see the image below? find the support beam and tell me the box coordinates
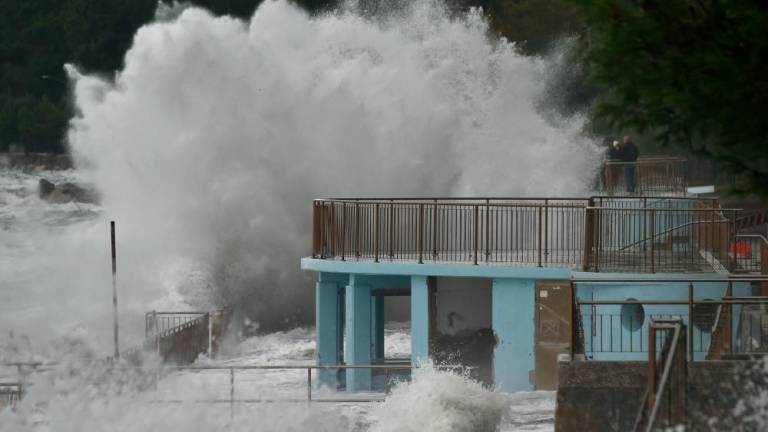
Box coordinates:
[315,273,346,387]
[411,275,430,365]
[372,294,385,362]
[345,276,372,391]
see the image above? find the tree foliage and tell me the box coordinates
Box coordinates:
[0,0,337,153]
[570,0,768,195]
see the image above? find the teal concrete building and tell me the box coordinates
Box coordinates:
[302,190,764,392]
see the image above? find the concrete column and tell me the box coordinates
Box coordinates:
[411,275,430,365]
[492,278,535,391]
[316,273,346,387]
[345,275,372,391]
[371,294,385,362]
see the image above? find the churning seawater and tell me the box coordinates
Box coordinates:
[0,0,600,429]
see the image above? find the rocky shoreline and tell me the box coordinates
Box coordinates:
[0,152,73,171]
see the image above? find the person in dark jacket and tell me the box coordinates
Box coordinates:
[619,135,639,192]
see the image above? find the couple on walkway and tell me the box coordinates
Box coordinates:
[609,135,639,193]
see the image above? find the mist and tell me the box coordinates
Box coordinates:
[63,0,599,335]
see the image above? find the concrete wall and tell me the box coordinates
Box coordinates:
[434,277,491,335]
[556,358,768,432]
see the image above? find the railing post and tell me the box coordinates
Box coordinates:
[688,283,694,362]
[341,202,346,261]
[582,206,594,271]
[650,209,656,273]
[374,203,380,263]
[648,324,657,418]
[307,367,312,401]
[418,204,424,264]
[731,210,739,273]
[355,203,360,259]
[432,201,438,258]
[230,367,235,420]
[389,200,395,259]
[537,206,543,267]
[544,199,549,264]
[473,205,479,265]
[207,312,213,358]
[485,200,490,262]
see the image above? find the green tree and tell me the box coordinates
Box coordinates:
[569,1,768,195]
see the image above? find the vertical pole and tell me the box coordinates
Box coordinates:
[485,200,490,262]
[688,283,694,362]
[648,324,656,417]
[355,203,360,259]
[230,367,235,420]
[207,312,213,358]
[650,210,656,273]
[418,204,424,264]
[537,206,543,267]
[307,368,312,401]
[341,202,346,261]
[374,203,380,263]
[473,205,479,265]
[110,221,119,362]
[432,201,438,258]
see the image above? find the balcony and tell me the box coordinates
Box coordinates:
[602,157,687,196]
[311,197,760,274]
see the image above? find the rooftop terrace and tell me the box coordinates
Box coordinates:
[310,158,767,274]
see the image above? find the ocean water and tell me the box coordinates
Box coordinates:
[0,0,601,429]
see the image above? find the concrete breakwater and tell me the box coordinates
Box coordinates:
[0,152,73,171]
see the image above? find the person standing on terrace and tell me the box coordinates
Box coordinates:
[620,135,639,192]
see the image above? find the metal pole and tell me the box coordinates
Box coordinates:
[207,312,213,358]
[110,221,119,362]
[688,283,694,362]
[230,367,235,420]
[307,368,312,401]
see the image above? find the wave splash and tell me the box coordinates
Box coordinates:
[67,0,600,331]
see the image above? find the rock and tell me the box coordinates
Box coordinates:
[38,179,99,204]
[38,179,56,199]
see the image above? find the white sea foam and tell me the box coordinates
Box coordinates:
[64,0,600,335]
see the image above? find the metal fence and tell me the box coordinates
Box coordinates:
[313,198,589,268]
[603,157,687,196]
[583,207,739,273]
[140,310,228,364]
[632,319,688,432]
[733,234,768,275]
[0,382,22,409]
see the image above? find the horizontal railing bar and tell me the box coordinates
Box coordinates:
[149,398,386,404]
[572,277,768,283]
[579,300,768,305]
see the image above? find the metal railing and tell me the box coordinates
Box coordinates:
[633,319,688,432]
[313,198,589,268]
[136,310,228,364]
[572,277,768,361]
[603,157,687,196]
[313,198,743,273]
[733,234,768,275]
[0,382,22,409]
[0,362,464,418]
[583,207,739,273]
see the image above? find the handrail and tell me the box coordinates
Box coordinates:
[638,319,687,432]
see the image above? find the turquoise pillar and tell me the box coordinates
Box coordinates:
[345,275,372,391]
[492,278,535,391]
[411,275,430,365]
[316,273,346,387]
[371,294,385,362]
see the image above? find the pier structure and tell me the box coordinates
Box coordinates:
[302,157,768,393]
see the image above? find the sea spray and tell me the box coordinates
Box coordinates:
[65,0,600,336]
[371,365,509,432]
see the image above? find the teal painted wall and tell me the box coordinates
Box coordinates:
[492,278,535,391]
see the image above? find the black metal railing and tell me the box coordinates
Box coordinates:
[0,382,22,409]
[733,234,768,275]
[633,318,688,432]
[139,310,228,364]
[603,157,687,196]
[313,198,742,273]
